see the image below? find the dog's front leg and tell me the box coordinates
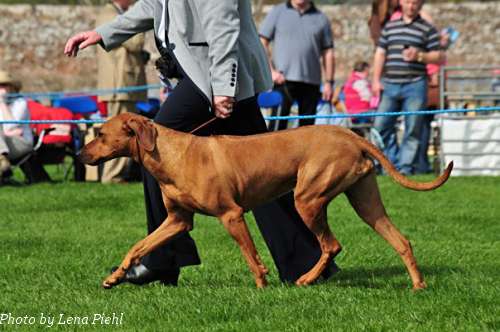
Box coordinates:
[220,210,269,288]
[103,210,193,289]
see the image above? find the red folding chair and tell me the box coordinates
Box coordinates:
[26,100,76,180]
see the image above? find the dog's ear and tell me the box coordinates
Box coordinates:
[125,117,157,152]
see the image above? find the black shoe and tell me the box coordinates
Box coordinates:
[110,264,180,286]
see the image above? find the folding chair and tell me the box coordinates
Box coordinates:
[52,96,100,181]
[136,98,161,119]
[258,90,283,131]
[52,96,99,117]
[24,101,75,179]
[7,126,52,184]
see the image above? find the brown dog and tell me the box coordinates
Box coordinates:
[79,113,452,290]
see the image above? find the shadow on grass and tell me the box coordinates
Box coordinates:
[323,264,465,289]
[174,264,466,290]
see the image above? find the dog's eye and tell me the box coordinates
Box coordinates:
[97,132,104,138]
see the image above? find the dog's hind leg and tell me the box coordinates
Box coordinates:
[219,209,269,288]
[292,162,354,286]
[345,171,426,291]
[102,209,194,289]
[293,200,342,286]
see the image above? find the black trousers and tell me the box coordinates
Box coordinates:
[141,77,326,282]
[268,81,321,131]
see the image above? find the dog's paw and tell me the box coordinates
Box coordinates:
[295,274,316,286]
[255,277,268,289]
[102,274,122,289]
[412,281,427,291]
[102,280,114,289]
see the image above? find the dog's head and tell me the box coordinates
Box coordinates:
[78,113,157,165]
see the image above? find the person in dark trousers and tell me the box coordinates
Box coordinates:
[64,0,338,286]
[259,0,335,131]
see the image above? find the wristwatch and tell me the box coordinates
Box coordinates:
[417,52,424,63]
[326,79,335,87]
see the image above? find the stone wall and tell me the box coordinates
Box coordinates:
[0,2,499,93]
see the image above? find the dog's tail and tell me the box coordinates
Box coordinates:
[353,133,453,191]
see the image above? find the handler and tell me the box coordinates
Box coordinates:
[64,0,338,286]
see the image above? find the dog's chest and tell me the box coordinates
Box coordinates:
[161,184,207,213]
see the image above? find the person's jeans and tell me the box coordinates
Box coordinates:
[374,79,427,174]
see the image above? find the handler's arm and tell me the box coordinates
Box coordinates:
[192,0,240,98]
[95,0,154,51]
[65,0,154,56]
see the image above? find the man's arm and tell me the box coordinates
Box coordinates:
[402,47,443,64]
[319,15,335,101]
[403,24,443,65]
[372,47,386,97]
[419,50,443,64]
[260,37,285,85]
[321,47,335,101]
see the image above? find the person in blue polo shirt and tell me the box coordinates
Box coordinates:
[259,0,335,131]
[372,0,443,175]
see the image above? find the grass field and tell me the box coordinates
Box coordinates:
[1,169,499,331]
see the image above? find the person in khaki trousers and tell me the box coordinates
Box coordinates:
[95,0,147,183]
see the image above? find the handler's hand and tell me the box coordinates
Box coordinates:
[402,46,419,62]
[214,96,235,119]
[64,31,102,57]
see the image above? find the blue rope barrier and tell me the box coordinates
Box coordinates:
[5,84,162,99]
[0,119,106,124]
[264,106,500,121]
[0,106,499,125]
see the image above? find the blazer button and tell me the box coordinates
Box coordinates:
[230,83,235,87]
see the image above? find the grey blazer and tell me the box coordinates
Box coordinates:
[95,0,272,104]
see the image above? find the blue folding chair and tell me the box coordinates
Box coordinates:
[52,96,98,116]
[136,98,161,119]
[258,91,284,131]
[257,91,283,108]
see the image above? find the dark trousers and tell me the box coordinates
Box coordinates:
[141,77,327,282]
[416,114,434,174]
[268,81,320,131]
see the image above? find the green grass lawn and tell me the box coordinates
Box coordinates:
[0,170,499,331]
